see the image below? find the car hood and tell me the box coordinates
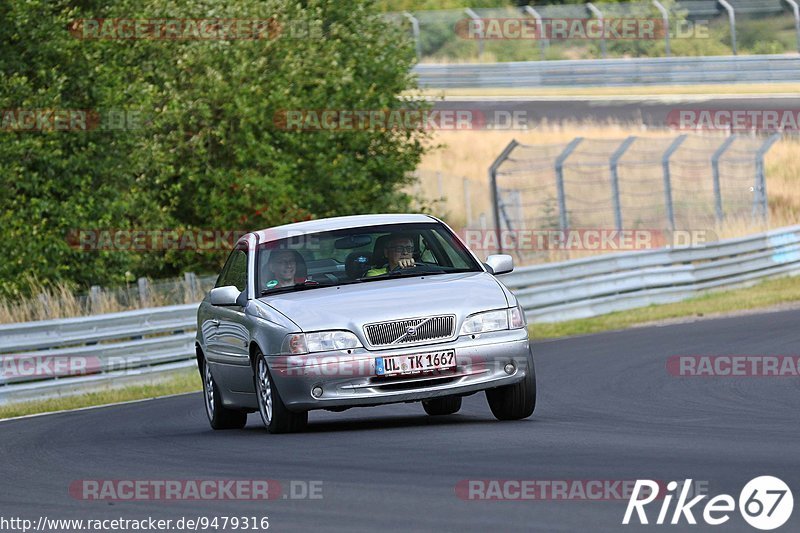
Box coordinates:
[259,272,509,336]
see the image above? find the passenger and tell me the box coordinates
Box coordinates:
[365,235,416,277]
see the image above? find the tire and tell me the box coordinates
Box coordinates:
[202,359,247,430]
[254,350,308,434]
[485,364,536,421]
[422,395,462,416]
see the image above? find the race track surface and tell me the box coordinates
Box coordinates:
[434,96,800,129]
[2,308,799,532]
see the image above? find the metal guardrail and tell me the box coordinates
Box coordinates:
[413,54,800,87]
[2,224,799,404]
[0,304,199,405]
[499,224,800,323]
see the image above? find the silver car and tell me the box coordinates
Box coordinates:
[196,214,535,433]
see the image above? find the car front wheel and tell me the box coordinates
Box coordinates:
[203,359,247,430]
[485,365,536,421]
[254,350,308,434]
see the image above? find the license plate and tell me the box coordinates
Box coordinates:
[375,350,456,377]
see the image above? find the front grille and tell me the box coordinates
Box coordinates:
[364,315,455,347]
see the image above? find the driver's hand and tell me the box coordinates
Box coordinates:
[397,258,416,269]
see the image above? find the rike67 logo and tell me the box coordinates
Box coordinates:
[623,476,793,530]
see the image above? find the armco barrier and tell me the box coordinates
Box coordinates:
[1,225,799,404]
[413,54,800,87]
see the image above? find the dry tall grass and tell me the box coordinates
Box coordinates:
[0,275,206,324]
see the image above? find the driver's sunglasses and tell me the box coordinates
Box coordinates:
[388,245,415,254]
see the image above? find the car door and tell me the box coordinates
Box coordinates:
[205,240,253,392]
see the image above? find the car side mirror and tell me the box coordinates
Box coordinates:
[485,254,513,275]
[209,286,241,306]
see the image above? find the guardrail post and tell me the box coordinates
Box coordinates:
[464,8,484,58]
[718,0,737,54]
[403,12,423,60]
[711,134,737,222]
[555,137,584,231]
[652,0,671,56]
[785,0,800,53]
[609,136,637,230]
[754,133,781,222]
[662,135,687,231]
[586,3,607,58]
[137,277,150,307]
[523,5,547,60]
[489,140,520,253]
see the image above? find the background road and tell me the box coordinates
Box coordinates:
[434,96,800,128]
[2,308,799,532]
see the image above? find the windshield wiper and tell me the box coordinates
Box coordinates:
[260,280,327,296]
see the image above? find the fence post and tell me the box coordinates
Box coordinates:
[661,135,687,231]
[754,133,781,222]
[711,134,737,222]
[184,272,198,302]
[489,140,520,253]
[463,178,473,227]
[555,137,584,232]
[89,285,102,313]
[403,12,422,59]
[609,136,637,231]
[652,0,671,56]
[718,0,737,54]
[785,0,800,53]
[137,277,150,307]
[522,5,547,60]
[464,8,484,58]
[586,3,607,58]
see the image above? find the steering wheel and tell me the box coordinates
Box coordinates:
[389,262,436,274]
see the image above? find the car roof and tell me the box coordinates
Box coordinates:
[252,214,438,243]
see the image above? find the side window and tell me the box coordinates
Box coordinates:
[216,247,248,291]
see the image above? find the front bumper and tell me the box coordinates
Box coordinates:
[268,328,533,411]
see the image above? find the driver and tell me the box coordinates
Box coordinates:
[365,235,416,277]
[263,249,305,289]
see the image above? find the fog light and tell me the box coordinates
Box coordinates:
[504,363,516,375]
[311,386,323,398]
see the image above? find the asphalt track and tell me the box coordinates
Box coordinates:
[2,308,800,532]
[433,96,800,128]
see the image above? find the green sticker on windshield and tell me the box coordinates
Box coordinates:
[266,279,278,289]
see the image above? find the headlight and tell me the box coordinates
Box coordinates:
[459,309,508,335]
[281,331,362,354]
[459,305,526,335]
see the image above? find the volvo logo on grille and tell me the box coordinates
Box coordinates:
[406,326,418,337]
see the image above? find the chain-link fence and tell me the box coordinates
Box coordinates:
[488,133,781,259]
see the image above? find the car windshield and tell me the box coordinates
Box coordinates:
[257,222,481,295]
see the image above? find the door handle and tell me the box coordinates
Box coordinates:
[209,319,220,327]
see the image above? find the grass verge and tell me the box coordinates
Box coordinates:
[0,369,201,420]
[530,274,800,340]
